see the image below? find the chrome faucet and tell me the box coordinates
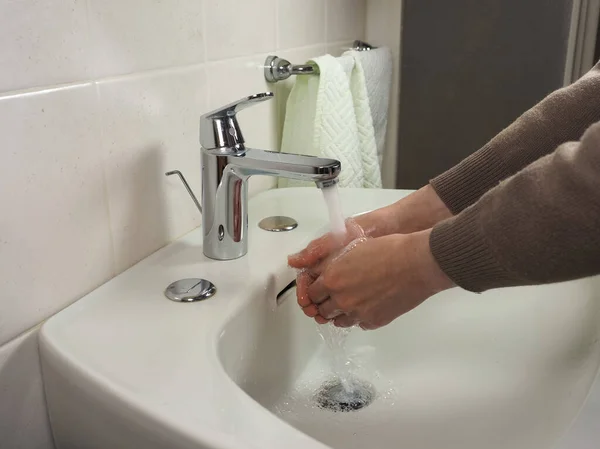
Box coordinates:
[167,92,341,260]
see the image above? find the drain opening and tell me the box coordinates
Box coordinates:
[315,378,375,412]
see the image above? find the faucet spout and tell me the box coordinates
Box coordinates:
[231,148,341,187]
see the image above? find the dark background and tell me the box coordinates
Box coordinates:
[396,0,574,188]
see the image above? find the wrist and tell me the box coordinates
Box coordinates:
[410,229,455,294]
[389,185,452,234]
[352,206,396,238]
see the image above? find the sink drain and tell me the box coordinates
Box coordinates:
[315,378,375,412]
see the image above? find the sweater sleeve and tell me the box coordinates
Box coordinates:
[430,61,600,214]
[430,122,600,292]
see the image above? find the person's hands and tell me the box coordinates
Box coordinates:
[292,230,454,330]
[288,185,452,328]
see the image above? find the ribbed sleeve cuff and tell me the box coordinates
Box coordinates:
[429,207,521,293]
[430,85,600,215]
[430,145,509,215]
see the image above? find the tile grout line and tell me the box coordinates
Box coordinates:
[93,79,119,277]
[86,0,117,278]
[0,62,203,99]
[0,80,95,100]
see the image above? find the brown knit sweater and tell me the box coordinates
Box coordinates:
[429,61,600,292]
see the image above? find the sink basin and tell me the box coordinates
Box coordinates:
[39,188,600,449]
[221,279,600,449]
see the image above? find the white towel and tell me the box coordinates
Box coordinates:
[344,48,393,165]
[278,53,382,189]
[344,51,382,188]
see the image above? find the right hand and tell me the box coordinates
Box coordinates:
[301,230,454,329]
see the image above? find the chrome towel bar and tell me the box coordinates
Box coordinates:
[264,40,375,83]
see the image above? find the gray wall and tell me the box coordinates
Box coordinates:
[396,0,574,188]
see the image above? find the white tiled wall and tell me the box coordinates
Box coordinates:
[0,1,366,448]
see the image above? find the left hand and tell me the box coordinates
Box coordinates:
[292,230,454,330]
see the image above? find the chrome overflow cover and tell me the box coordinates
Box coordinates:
[164,278,216,303]
[258,216,298,232]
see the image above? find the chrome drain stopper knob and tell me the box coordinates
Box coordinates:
[258,216,298,232]
[164,278,216,303]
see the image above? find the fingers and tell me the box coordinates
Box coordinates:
[307,276,330,305]
[314,315,329,325]
[306,257,329,278]
[303,303,319,317]
[290,230,360,326]
[295,270,314,308]
[333,314,357,328]
[318,296,343,320]
[359,321,378,331]
[288,234,335,269]
[296,271,321,318]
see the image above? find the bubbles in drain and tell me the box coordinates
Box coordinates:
[315,377,375,412]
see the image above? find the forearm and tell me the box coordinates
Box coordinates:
[364,185,452,238]
[430,122,600,292]
[431,62,600,214]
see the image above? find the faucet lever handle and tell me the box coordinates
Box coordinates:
[203,92,274,119]
[200,92,274,153]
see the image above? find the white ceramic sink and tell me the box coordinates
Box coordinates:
[39,188,600,449]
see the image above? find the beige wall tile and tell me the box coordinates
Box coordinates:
[327,0,367,42]
[278,0,326,49]
[88,0,205,78]
[0,84,113,345]
[97,67,208,272]
[0,0,92,93]
[204,0,278,61]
